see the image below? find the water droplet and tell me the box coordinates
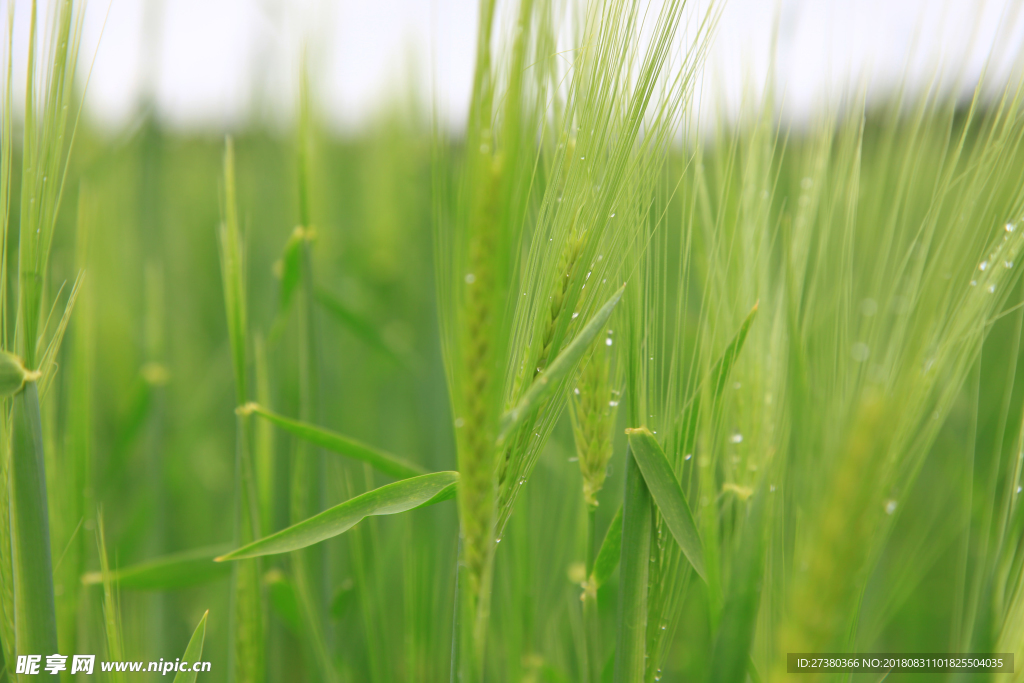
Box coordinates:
[597,254,604,261]
[980,261,989,271]
[605,338,613,346]
[989,284,996,293]
[580,156,585,160]
[574,387,580,395]
[455,417,465,428]
[730,433,743,444]
[885,500,898,515]
[1006,261,1014,268]
[685,454,692,460]
[851,342,870,362]
[586,271,592,280]
[609,400,619,407]
[770,484,776,492]
[495,538,502,544]
[1017,486,1022,494]
[465,273,476,284]
[1007,222,1016,233]
[970,280,977,286]
[609,213,616,218]
[572,312,579,319]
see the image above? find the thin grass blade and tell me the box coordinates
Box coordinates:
[315,287,408,367]
[676,302,758,449]
[588,504,622,592]
[172,610,209,683]
[81,546,231,591]
[627,427,706,581]
[217,471,458,561]
[706,490,767,683]
[239,403,426,480]
[38,271,84,396]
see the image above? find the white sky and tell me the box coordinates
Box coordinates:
[2,0,1022,133]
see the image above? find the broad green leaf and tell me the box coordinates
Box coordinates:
[239,403,426,480]
[172,610,209,683]
[499,284,625,443]
[627,428,706,581]
[316,287,407,367]
[217,472,458,561]
[81,546,231,591]
[707,490,767,683]
[588,504,622,591]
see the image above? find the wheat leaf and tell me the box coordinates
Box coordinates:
[627,427,706,582]
[81,545,231,591]
[239,403,426,480]
[172,610,209,683]
[499,283,625,443]
[217,472,458,561]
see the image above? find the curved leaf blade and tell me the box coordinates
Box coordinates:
[240,403,426,480]
[172,610,209,683]
[315,287,408,368]
[500,284,625,442]
[81,545,231,591]
[588,504,622,591]
[217,472,458,561]
[626,427,706,581]
[677,301,758,452]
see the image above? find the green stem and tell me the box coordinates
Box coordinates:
[586,504,598,576]
[613,444,652,683]
[10,380,58,658]
[292,237,336,682]
[583,503,598,683]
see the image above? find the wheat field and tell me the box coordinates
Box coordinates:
[1,0,1023,681]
